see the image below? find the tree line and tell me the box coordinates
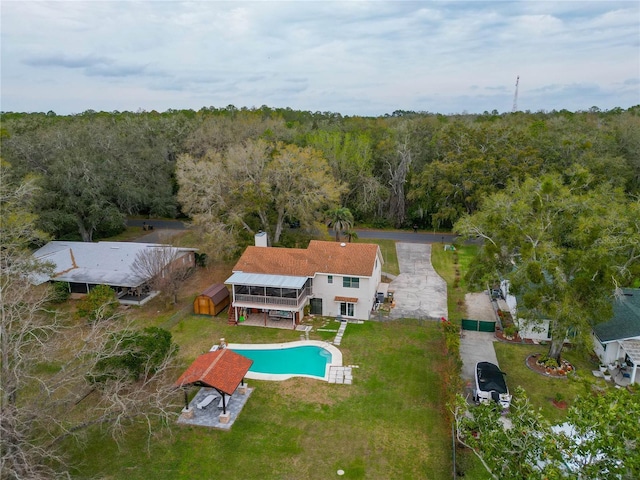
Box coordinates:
[1,105,639,252]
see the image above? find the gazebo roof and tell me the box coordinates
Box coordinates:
[174,349,253,396]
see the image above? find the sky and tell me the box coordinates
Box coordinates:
[1,1,639,116]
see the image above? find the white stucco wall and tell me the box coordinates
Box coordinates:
[309,248,382,321]
[311,273,375,320]
[515,317,551,341]
[592,335,636,367]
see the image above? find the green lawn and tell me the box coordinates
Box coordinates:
[494,342,602,423]
[64,319,453,479]
[431,243,479,322]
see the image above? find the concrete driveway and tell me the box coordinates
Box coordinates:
[387,243,448,320]
[459,292,501,399]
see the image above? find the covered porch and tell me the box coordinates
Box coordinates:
[230,307,305,330]
[226,272,311,330]
[611,339,640,385]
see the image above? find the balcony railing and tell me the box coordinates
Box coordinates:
[234,287,311,308]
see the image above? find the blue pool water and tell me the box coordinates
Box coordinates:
[230,345,332,378]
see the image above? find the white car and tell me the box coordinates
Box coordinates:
[473,361,512,409]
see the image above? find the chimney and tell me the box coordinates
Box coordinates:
[255,231,268,247]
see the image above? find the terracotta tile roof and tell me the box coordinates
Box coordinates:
[335,296,359,303]
[174,349,253,395]
[232,240,381,278]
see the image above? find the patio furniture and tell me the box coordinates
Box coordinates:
[197,394,217,409]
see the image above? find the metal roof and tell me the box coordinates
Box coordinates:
[32,241,196,287]
[225,272,307,289]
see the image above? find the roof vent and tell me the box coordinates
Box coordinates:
[340,242,346,247]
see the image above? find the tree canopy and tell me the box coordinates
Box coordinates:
[1,106,639,245]
[455,172,640,362]
[176,139,344,248]
[455,387,640,479]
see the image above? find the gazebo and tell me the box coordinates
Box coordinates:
[174,348,253,416]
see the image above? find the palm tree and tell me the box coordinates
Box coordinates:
[326,207,354,242]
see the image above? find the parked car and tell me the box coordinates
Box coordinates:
[473,361,512,409]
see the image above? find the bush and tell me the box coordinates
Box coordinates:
[537,355,558,369]
[49,281,71,303]
[76,285,118,322]
[194,252,208,267]
[503,325,518,338]
[89,327,177,382]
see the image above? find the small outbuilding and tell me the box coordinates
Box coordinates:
[194,284,230,316]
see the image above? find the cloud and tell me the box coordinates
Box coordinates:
[23,53,112,69]
[2,1,638,115]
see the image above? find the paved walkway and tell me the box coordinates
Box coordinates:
[388,243,448,320]
[327,319,363,384]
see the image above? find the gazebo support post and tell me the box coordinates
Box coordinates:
[183,389,189,410]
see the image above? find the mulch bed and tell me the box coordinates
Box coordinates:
[525,353,575,379]
[494,329,535,344]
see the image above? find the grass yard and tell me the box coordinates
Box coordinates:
[430,243,479,322]
[494,342,601,423]
[64,319,453,479]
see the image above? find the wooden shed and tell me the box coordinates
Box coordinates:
[194,284,230,316]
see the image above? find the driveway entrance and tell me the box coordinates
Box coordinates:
[387,243,448,320]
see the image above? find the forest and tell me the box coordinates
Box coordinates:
[2,105,639,258]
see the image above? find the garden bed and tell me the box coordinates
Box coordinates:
[526,353,575,378]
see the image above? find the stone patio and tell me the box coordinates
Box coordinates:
[177,385,254,430]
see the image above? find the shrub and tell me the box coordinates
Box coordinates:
[49,281,71,303]
[537,355,558,369]
[76,284,118,322]
[89,327,177,382]
[503,325,518,338]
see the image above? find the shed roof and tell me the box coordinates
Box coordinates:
[174,349,253,396]
[32,241,196,288]
[231,240,381,278]
[200,284,230,303]
[593,289,640,343]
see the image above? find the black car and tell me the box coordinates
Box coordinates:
[473,361,511,409]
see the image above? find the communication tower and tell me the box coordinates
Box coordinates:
[512,75,520,112]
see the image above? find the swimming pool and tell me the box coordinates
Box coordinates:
[226,340,342,381]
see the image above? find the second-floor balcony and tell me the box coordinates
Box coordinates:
[234,286,312,307]
[226,272,313,309]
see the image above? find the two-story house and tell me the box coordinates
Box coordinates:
[225,233,384,328]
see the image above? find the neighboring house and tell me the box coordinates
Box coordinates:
[592,288,640,385]
[32,241,196,305]
[499,280,551,342]
[225,233,384,327]
[501,280,640,385]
